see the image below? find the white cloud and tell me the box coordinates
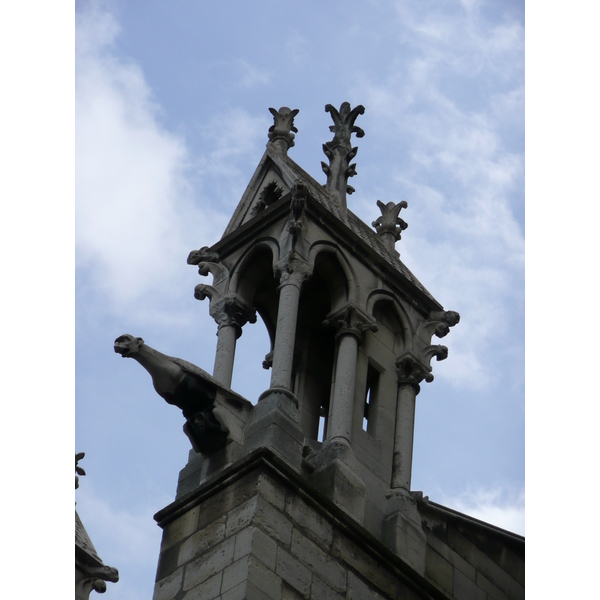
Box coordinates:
[352,1,523,391]
[437,484,525,536]
[76,6,205,313]
[76,483,168,600]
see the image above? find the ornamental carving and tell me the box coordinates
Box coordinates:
[321,102,365,208]
[274,253,313,289]
[395,351,433,387]
[268,106,300,152]
[323,302,378,341]
[372,200,408,252]
[420,310,461,339]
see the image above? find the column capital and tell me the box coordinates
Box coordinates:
[274,253,313,289]
[204,292,257,338]
[395,351,432,390]
[323,302,378,342]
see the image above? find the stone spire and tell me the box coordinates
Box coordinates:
[267,106,300,154]
[321,101,365,209]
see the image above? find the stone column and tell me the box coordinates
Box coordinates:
[392,352,432,490]
[269,254,312,391]
[207,293,257,388]
[324,303,377,444]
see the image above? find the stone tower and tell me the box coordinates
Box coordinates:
[116,104,524,600]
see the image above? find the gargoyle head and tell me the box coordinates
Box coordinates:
[114,334,144,358]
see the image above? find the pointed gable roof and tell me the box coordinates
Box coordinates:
[220,142,442,310]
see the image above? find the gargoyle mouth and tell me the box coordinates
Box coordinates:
[114,344,130,357]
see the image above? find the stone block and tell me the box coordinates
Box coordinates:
[258,472,287,511]
[289,529,346,593]
[243,421,303,472]
[311,575,345,600]
[424,548,453,595]
[178,518,226,566]
[475,571,510,600]
[161,505,200,552]
[233,526,255,561]
[249,527,278,570]
[182,572,222,600]
[447,527,524,599]
[426,530,477,582]
[281,582,305,600]
[248,554,283,600]
[184,537,236,591]
[346,572,387,600]
[198,441,242,482]
[311,458,366,524]
[382,508,427,575]
[153,567,183,600]
[332,532,397,598]
[221,580,247,600]
[275,548,312,599]
[254,496,293,547]
[226,496,259,537]
[222,556,250,593]
[197,473,259,530]
[284,495,333,550]
[453,569,486,600]
[156,544,180,581]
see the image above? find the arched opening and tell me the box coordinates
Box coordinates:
[230,245,279,402]
[294,252,349,441]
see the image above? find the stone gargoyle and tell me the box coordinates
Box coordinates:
[114,334,252,456]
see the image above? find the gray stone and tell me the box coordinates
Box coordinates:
[179,518,226,566]
[222,557,250,593]
[184,537,236,591]
[248,555,283,600]
[182,572,222,600]
[454,569,486,600]
[275,548,312,599]
[153,568,183,600]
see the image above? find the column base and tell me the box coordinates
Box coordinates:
[382,488,427,575]
[306,438,366,525]
[242,388,304,471]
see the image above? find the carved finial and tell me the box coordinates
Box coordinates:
[268,107,300,153]
[75,452,86,489]
[321,102,365,209]
[372,200,408,253]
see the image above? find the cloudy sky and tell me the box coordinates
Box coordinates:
[71,1,527,598]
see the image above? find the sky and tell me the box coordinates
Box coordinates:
[72,1,526,598]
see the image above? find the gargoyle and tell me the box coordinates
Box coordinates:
[114,334,230,455]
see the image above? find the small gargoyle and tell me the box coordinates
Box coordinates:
[114,334,230,455]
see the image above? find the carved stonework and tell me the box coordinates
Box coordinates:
[274,253,313,289]
[420,310,461,339]
[268,106,300,153]
[114,334,232,455]
[250,181,284,217]
[323,302,378,341]
[208,293,257,337]
[287,182,308,242]
[372,200,408,252]
[187,246,219,269]
[321,102,365,209]
[395,351,433,388]
[75,452,86,489]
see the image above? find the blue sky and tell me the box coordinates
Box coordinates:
[73,1,525,598]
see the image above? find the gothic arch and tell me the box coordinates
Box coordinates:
[366,290,414,351]
[307,242,357,308]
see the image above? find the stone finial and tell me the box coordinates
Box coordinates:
[372,200,408,253]
[321,102,365,209]
[75,452,86,489]
[268,107,300,153]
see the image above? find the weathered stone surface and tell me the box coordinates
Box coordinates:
[425,548,453,595]
[454,569,486,600]
[310,575,344,600]
[346,572,388,600]
[179,518,227,566]
[275,548,312,599]
[222,556,250,594]
[290,529,346,593]
[248,555,283,600]
[284,495,333,550]
[183,537,236,591]
[254,496,294,547]
[182,572,222,600]
[153,567,183,600]
[161,505,200,552]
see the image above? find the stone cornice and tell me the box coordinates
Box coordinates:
[153,447,448,600]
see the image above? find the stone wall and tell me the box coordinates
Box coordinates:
[153,450,447,600]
